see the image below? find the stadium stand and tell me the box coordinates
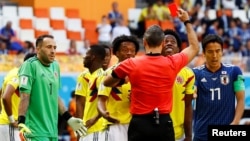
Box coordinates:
[0,0,249,74]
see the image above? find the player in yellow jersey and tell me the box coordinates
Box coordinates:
[162,29,195,141]
[75,44,108,141]
[97,35,140,141]
[102,45,112,71]
[0,53,36,141]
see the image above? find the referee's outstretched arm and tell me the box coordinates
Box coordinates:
[177,8,199,63]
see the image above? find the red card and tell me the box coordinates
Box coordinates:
[168,3,178,17]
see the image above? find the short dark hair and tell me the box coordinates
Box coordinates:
[112,35,140,54]
[164,29,182,49]
[35,34,54,47]
[24,53,37,61]
[71,90,75,98]
[202,34,223,52]
[24,40,34,49]
[103,44,111,55]
[144,25,164,48]
[89,44,106,60]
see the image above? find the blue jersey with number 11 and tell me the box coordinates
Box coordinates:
[192,63,243,140]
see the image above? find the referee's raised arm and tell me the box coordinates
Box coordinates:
[177,8,200,63]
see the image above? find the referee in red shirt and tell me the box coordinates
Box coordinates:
[103,8,199,141]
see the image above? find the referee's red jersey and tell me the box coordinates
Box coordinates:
[113,53,188,115]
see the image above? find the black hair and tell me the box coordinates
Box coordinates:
[89,44,106,60]
[112,35,140,54]
[71,90,75,98]
[24,40,34,49]
[164,29,182,49]
[202,34,223,52]
[24,53,37,61]
[103,44,111,55]
[35,34,54,47]
[143,25,164,48]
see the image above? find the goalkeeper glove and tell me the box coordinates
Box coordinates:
[18,123,31,133]
[62,111,87,137]
[68,117,87,137]
[18,115,31,141]
[18,116,31,133]
[18,123,31,141]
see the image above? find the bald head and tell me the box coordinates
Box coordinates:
[143,25,164,48]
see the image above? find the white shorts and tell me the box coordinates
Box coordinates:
[101,124,129,141]
[80,131,102,141]
[0,124,21,141]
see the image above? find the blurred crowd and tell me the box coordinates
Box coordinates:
[136,0,250,72]
[1,0,250,72]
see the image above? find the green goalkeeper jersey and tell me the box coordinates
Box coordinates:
[18,56,61,138]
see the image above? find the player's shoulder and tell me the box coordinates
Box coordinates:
[93,68,104,77]
[192,64,205,71]
[222,63,236,68]
[24,56,38,64]
[78,69,90,77]
[103,68,112,76]
[182,66,194,75]
[182,66,194,72]
[110,64,120,70]
[222,63,241,70]
[3,68,18,82]
[222,63,242,73]
[8,68,18,77]
[180,66,195,75]
[104,63,120,74]
[21,56,39,69]
[8,67,19,75]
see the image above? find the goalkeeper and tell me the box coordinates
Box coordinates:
[17,34,87,141]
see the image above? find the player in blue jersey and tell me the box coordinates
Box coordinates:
[192,34,245,141]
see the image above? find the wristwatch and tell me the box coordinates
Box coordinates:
[184,20,191,26]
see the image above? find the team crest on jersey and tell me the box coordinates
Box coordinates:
[176,76,184,84]
[220,74,229,85]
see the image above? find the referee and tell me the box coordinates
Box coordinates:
[103,8,199,141]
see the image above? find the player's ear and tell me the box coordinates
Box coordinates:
[91,54,96,61]
[143,38,147,47]
[36,46,40,53]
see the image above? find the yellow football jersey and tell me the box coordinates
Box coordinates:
[0,68,20,124]
[75,68,105,134]
[170,67,195,139]
[98,64,131,127]
[75,69,91,97]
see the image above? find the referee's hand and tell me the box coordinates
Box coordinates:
[177,8,190,23]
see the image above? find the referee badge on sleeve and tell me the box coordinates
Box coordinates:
[20,76,28,86]
[220,75,229,85]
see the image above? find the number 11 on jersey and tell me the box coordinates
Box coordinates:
[210,88,221,100]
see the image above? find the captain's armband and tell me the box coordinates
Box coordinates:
[233,75,245,92]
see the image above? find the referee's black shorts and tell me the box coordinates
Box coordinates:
[128,114,175,141]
